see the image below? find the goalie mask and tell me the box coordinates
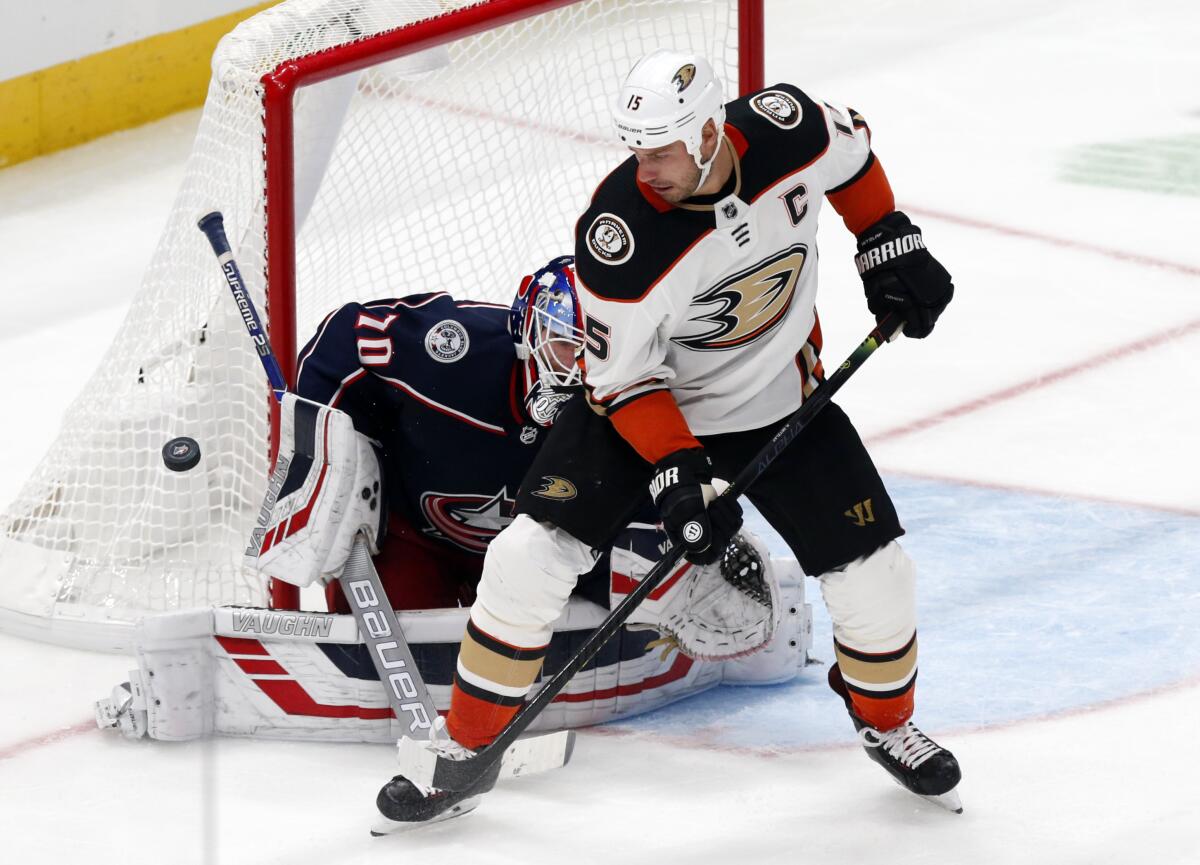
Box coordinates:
[510,256,583,427]
[611,49,727,188]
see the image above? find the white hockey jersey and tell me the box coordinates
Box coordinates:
[574,84,884,441]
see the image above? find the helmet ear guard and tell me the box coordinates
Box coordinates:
[510,256,583,426]
[611,49,726,186]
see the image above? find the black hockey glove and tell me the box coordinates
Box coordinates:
[856,211,954,339]
[648,448,743,566]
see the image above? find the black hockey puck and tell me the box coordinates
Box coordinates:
[162,436,202,472]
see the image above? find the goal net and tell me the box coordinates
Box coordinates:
[0,0,761,652]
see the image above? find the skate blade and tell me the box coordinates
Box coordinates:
[920,788,963,814]
[885,776,963,814]
[369,795,480,836]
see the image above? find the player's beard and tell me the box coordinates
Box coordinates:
[658,161,703,204]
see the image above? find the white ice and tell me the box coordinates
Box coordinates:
[2,0,1199,862]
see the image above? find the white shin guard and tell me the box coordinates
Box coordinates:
[470,514,598,649]
[818,540,917,655]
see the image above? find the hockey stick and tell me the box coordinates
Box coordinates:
[198,211,573,768]
[412,315,903,794]
[197,211,437,736]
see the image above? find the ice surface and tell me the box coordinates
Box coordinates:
[1,1,1198,862]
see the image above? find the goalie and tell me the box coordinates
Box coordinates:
[96,257,813,744]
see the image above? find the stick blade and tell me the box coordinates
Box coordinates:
[400,730,576,792]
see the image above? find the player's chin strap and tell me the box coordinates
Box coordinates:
[403,315,904,796]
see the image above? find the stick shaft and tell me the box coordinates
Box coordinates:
[340,538,439,738]
[197,211,288,401]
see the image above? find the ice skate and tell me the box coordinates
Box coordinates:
[829,664,962,812]
[372,773,490,834]
[853,717,963,813]
[371,727,500,835]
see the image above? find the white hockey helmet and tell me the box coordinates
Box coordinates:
[611,49,727,186]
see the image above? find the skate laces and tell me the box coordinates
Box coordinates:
[427,715,474,762]
[396,718,475,798]
[859,722,941,769]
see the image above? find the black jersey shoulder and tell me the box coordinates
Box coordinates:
[725,83,833,200]
[574,157,715,302]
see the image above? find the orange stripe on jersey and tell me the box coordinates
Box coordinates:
[827,156,896,236]
[608,389,702,464]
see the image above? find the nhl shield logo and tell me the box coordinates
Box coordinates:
[425,320,469,363]
[722,202,739,219]
[750,90,802,129]
[586,213,635,266]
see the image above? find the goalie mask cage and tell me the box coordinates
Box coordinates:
[0,0,763,653]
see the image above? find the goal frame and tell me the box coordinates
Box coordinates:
[259,0,764,609]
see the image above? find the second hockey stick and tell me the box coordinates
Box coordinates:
[409,315,903,794]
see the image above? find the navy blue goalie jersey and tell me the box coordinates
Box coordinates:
[295,292,545,556]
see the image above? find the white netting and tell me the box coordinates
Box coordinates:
[0,0,746,651]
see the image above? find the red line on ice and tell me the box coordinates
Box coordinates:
[903,204,1200,278]
[864,317,1200,447]
[0,718,95,761]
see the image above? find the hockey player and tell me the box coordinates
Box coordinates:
[379,50,960,826]
[282,257,583,610]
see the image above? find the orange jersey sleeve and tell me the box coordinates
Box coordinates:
[608,389,701,465]
[827,155,896,236]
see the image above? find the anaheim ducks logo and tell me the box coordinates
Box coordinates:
[531,476,578,500]
[750,90,802,129]
[671,64,696,93]
[672,244,808,352]
[586,213,634,266]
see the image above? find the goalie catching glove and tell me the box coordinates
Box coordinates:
[618,528,780,661]
[855,211,954,339]
[648,447,742,565]
[245,393,386,586]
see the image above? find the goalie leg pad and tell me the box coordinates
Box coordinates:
[247,393,385,587]
[818,540,918,730]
